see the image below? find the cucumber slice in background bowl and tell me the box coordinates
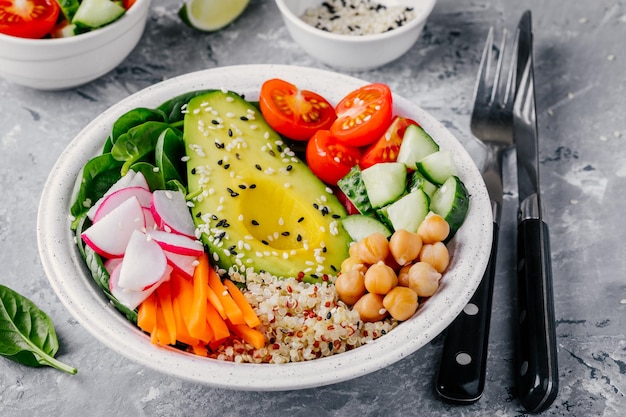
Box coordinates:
[179,0,250,32]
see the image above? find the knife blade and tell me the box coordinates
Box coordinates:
[513,10,559,413]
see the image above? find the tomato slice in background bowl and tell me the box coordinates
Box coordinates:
[330,83,393,147]
[259,78,337,141]
[0,0,60,39]
[359,116,418,169]
[306,130,361,185]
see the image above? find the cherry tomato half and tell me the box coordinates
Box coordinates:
[0,0,60,39]
[306,130,361,185]
[359,116,419,169]
[259,78,337,141]
[330,83,393,147]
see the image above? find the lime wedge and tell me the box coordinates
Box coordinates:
[179,0,250,32]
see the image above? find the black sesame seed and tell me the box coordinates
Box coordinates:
[286,165,293,171]
[321,206,329,216]
[277,144,283,152]
[216,219,227,227]
[328,342,333,351]
[251,220,259,226]
[228,245,236,252]
[296,234,302,242]
[322,247,327,253]
[191,168,197,174]
[195,212,202,218]
[215,141,224,149]
[332,214,341,219]
[326,312,332,319]
[235,153,241,159]
[261,240,269,245]
[313,203,319,209]
[240,116,249,121]
[211,119,219,125]
[255,164,262,171]
[238,184,247,189]
[217,159,223,165]
[297,217,304,223]
[330,264,337,272]
[268,150,276,157]
[228,128,233,137]
[281,231,290,236]
[223,164,230,169]
[249,184,257,189]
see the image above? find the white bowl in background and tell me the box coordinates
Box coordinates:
[275,0,436,70]
[0,0,151,90]
[37,65,491,390]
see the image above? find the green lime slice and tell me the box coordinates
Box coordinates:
[179,0,250,32]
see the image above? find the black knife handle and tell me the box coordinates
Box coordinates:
[435,223,499,403]
[516,218,558,412]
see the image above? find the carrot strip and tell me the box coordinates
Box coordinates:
[153,305,173,346]
[137,292,158,333]
[206,285,227,319]
[207,266,245,325]
[187,253,210,339]
[206,301,230,341]
[156,280,177,343]
[171,296,199,346]
[190,343,208,357]
[224,279,261,328]
[227,320,266,349]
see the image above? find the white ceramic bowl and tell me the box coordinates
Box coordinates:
[0,0,151,90]
[275,0,436,70]
[37,65,492,390]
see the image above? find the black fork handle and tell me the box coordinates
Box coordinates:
[435,223,499,403]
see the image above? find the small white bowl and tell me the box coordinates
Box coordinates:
[0,0,151,90]
[37,65,492,390]
[275,0,436,71]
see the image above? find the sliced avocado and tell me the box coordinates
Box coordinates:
[184,90,351,282]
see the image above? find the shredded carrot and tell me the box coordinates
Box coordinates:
[206,301,230,341]
[207,267,245,325]
[223,279,261,328]
[171,296,198,347]
[137,291,158,333]
[227,320,266,349]
[188,253,210,339]
[153,305,173,346]
[156,280,177,343]
[206,285,227,319]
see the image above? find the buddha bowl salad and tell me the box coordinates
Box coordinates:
[69,79,469,363]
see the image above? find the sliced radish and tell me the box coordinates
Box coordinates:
[151,189,196,237]
[93,186,153,223]
[87,171,147,220]
[143,207,158,231]
[163,249,199,279]
[104,258,123,275]
[110,261,171,310]
[146,229,204,256]
[82,197,146,258]
[118,230,168,291]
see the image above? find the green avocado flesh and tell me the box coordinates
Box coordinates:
[183,90,351,282]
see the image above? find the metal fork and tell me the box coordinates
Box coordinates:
[435,26,520,403]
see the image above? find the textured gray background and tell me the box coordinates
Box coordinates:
[1,0,624,416]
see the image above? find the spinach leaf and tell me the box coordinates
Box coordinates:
[111,107,167,144]
[157,89,216,124]
[130,162,166,191]
[69,153,124,225]
[155,127,186,185]
[111,121,172,176]
[0,284,77,374]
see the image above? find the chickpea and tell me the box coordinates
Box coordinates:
[353,293,387,322]
[419,241,450,273]
[335,269,367,305]
[397,264,412,287]
[357,232,389,265]
[417,213,450,244]
[383,286,419,321]
[348,241,361,258]
[341,256,367,274]
[408,262,442,297]
[364,261,398,295]
[389,229,422,266]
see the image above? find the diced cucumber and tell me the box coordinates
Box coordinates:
[73,0,126,29]
[430,176,469,240]
[384,189,430,233]
[57,0,81,21]
[337,165,373,215]
[407,170,438,198]
[416,150,457,185]
[396,124,440,168]
[361,162,407,209]
[341,215,392,242]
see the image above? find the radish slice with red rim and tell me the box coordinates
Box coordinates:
[151,189,196,238]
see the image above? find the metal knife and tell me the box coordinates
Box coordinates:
[513,10,559,413]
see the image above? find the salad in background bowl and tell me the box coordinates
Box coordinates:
[37,65,492,390]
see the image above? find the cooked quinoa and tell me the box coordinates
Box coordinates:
[207,269,398,363]
[300,0,417,36]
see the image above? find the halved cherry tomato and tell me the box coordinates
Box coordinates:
[330,83,393,147]
[306,130,361,185]
[259,78,337,141]
[359,116,418,169]
[0,0,60,39]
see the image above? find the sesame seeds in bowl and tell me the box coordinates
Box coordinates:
[275,0,437,70]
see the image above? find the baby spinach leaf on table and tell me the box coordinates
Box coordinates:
[112,121,172,176]
[0,285,77,374]
[111,108,168,144]
[70,153,124,226]
[155,127,186,185]
[157,89,216,124]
